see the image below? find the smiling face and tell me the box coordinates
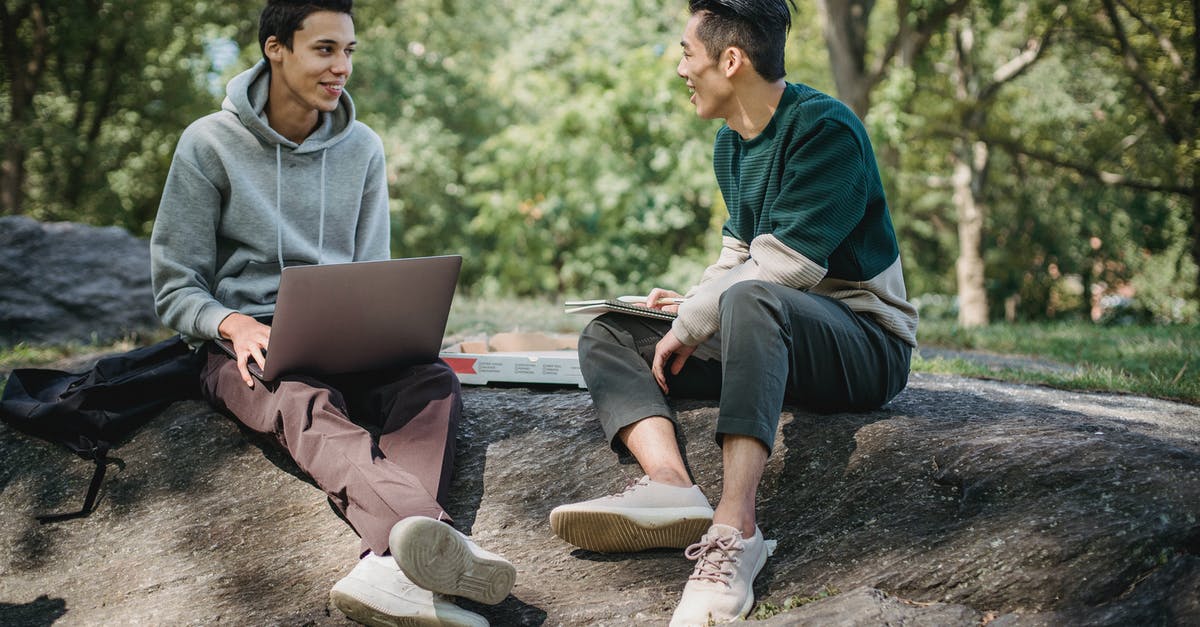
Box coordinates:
[264,10,356,125]
[676,12,734,121]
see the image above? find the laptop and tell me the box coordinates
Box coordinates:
[217,255,462,381]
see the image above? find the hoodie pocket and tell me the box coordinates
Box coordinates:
[214,260,283,308]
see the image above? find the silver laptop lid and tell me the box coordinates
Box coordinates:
[261,255,462,380]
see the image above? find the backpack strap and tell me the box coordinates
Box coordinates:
[36,440,124,524]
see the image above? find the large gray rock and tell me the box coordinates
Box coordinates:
[0,216,161,347]
[1,373,1198,625]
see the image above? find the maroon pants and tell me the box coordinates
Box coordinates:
[200,345,462,555]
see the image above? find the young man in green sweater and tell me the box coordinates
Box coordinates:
[549,1,918,624]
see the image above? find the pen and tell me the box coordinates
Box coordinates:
[618,295,686,305]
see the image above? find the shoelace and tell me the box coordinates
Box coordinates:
[684,533,743,587]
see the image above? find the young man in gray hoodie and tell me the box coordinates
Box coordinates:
[150,2,512,625]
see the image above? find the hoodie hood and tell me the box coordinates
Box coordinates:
[217,60,361,273]
[221,60,358,154]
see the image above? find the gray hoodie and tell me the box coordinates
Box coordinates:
[150,61,390,346]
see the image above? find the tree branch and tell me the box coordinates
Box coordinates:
[867,0,906,84]
[1100,0,1185,143]
[869,0,969,90]
[900,0,971,67]
[1116,0,1183,70]
[978,25,1054,103]
[89,35,128,146]
[984,134,1194,196]
[818,0,874,116]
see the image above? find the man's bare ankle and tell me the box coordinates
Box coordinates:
[712,512,757,537]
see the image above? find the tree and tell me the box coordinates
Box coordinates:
[2,0,1194,318]
[836,0,1195,324]
[1086,0,1197,291]
[451,0,719,295]
[351,0,731,296]
[815,0,969,118]
[0,0,49,216]
[941,4,1061,326]
[963,0,1196,319]
[0,1,256,232]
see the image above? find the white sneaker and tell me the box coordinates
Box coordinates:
[330,553,488,627]
[389,516,516,606]
[549,475,714,553]
[668,524,770,626]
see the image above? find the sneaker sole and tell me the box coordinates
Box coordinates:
[549,509,713,553]
[390,517,516,605]
[331,589,424,627]
[329,587,486,627]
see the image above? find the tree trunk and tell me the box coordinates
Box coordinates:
[1193,160,1200,291]
[815,0,875,118]
[1187,0,1199,281]
[0,1,48,216]
[0,144,25,216]
[953,139,990,327]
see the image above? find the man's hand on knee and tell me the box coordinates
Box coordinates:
[652,330,696,393]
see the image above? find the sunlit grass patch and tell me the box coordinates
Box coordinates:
[916,320,1199,404]
[0,330,176,395]
[446,295,588,338]
[0,337,141,372]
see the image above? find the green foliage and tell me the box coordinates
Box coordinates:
[1,0,1196,319]
[1128,238,1200,324]
[874,0,1196,320]
[350,0,831,297]
[351,0,724,296]
[1,1,258,234]
[917,319,1200,403]
[462,44,716,295]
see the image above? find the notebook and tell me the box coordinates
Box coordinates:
[216,255,462,381]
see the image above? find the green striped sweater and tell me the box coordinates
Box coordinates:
[673,82,918,347]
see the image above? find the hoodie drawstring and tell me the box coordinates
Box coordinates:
[318,149,327,265]
[274,145,329,270]
[276,144,284,272]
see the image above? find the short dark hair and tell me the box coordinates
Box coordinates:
[688,0,795,81]
[259,0,354,58]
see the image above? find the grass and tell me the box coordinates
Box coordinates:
[915,319,1200,404]
[0,327,177,368]
[0,338,142,373]
[447,298,1199,405]
[0,341,120,397]
[445,295,589,339]
[751,586,841,620]
[2,298,1196,406]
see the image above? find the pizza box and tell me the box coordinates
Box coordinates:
[439,332,586,388]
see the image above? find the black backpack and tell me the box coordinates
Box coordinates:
[0,336,205,521]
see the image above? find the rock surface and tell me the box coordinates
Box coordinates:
[2,373,1198,625]
[0,216,160,347]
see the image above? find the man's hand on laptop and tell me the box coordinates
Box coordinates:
[219,313,271,388]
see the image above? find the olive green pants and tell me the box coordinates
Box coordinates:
[579,280,912,453]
